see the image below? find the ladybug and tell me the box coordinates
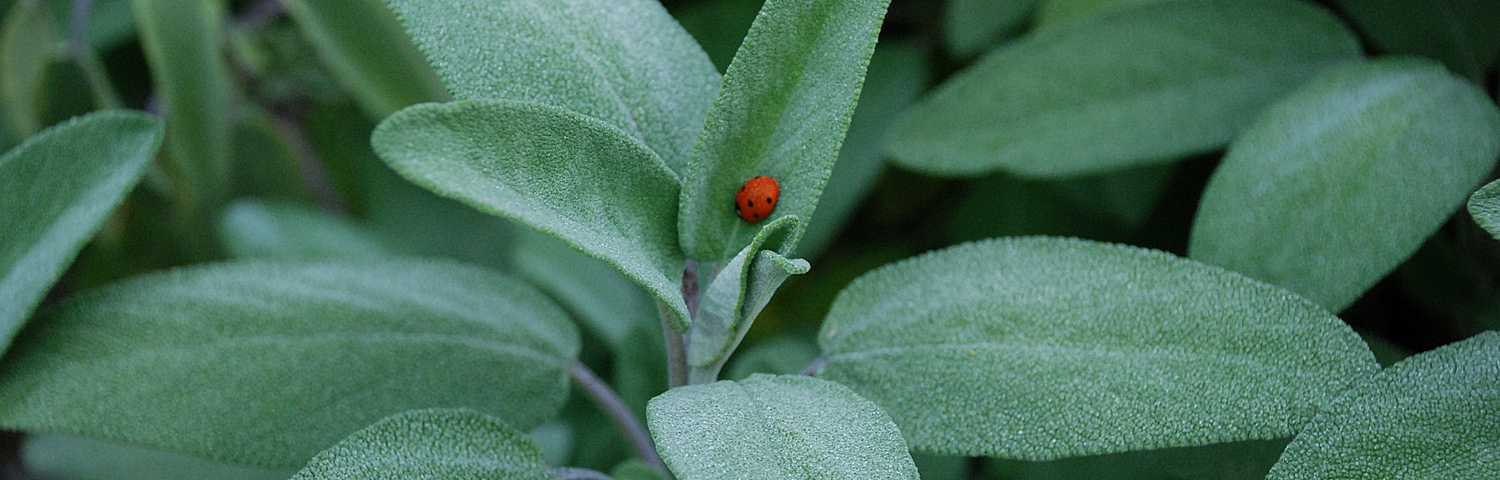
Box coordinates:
[734,175,779,223]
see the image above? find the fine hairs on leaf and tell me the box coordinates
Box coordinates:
[290,409,554,480]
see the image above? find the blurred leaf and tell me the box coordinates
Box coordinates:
[612,459,671,480]
[217,200,392,260]
[688,216,808,382]
[0,260,579,467]
[817,237,1379,460]
[372,99,690,329]
[942,0,1037,58]
[23,434,295,480]
[677,0,893,262]
[1469,179,1500,240]
[512,227,657,349]
[386,0,719,174]
[0,111,161,354]
[0,0,93,138]
[282,0,448,118]
[1189,58,1500,312]
[648,374,918,479]
[1267,332,1500,479]
[913,453,970,480]
[290,409,553,480]
[528,420,573,467]
[231,106,311,201]
[725,335,819,380]
[1333,0,1500,81]
[947,163,1174,244]
[1021,438,1289,480]
[1034,0,1171,26]
[888,0,1359,178]
[614,320,669,420]
[672,0,762,72]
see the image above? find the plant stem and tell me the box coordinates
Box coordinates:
[554,467,616,480]
[567,361,668,475]
[69,0,123,109]
[659,302,688,388]
[799,356,826,376]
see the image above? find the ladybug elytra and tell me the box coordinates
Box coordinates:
[734,175,779,223]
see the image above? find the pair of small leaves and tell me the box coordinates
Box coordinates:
[687,216,809,383]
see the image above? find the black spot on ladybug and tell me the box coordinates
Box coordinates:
[766,197,773,203]
[747,200,754,207]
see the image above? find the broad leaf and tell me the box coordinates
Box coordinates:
[1333,0,1500,81]
[0,111,161,354]
[0,260,579,467]
[648,374,918,479]
[1034,0,1171,26]
[1022,438,1290,480]
[888,0,1359,178]
[1267,332,1500,479]
[1467,179,1500,241]
[283,0,448,118]
[1189,58,1500,312]
[817,237,1378,460]
[943,0,1036,58]
[687,216,808,383]
[24,434,295,480]
[512,227,657,349]
[218,200,392,260]
[386,0,719,173]
[677,0,893,262]
[291,409,553,480]
[373,99,690,328]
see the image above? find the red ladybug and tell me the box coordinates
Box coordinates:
[734,175,779,223]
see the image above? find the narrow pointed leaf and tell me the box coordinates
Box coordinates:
[385,0,718,173]
[283,0,449,118]
[817,237,1378,460]
[889,0,1359,178]
[0,260,579,468]
[1189,58,1500,312]
[1468,179,1500,240]
[1267,332,1500,479]
[687,215,804,381]
[291,409,553,480]
[648,374,918,480]
[373,99,689,328]
[24,434,296,480]
[0,111,162,354]
[678,0,893,262]
[218,200,393,260]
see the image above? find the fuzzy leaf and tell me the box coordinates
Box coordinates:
[943,0,1036,58]
[291,409,553,480]
[511,227,657,349]
[217,200,392,260]
[23,434,295,480]
[817,237,1378,460]
[888,0,1359,178]
[1267,332,1500,479]
[1468,179,1500,241]
[282,0,449,118]
[678,0,893,262]
[385,0,718,173]
[687,216,807,382]
[1189,58,1500,312]
[0,260,579,468]
[648,374,918,480]
[0,111,161,354]
[373,99,689,329]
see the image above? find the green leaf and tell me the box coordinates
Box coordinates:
[218,200,392,260]
[528,420,573,467]
[133,0,234,220]
[385,0,719,174]
[1022,438,1290,480]
[23,434,296,480]
[372,99,689,329]
[0,111,162,354]
[912,453,970,480]
[1468,179,1500,241]
[1188,58,1500,312]
[614,320,669,419]
[1267,332,1500,479]
[231,106,312,201]
[687,216,809,383]
[672,0,763,72]
[0,0,61,137]
[888,0,1359,178]
[816,237,1378,460]
[1332,0,1500,82]
[282,0,448,118]
[612,459,671,480]
[291,408,553,480]
[725,336,820,380]
[512,227,657,350]
[677,0,893,262]
[648,374,918,479]
[1034,0,1171,27]
[942,0,1037,58]
[0,260,579,468]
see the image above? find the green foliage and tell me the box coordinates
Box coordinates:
[677,0,893,262]
[23,434,295,480]
[647,374,918,479]
[291,409,553,480]
[217,200,391,259]
[687,216,809,382]
[1189,58,1500,312]
[1469,179,1500,240]
[0,111,161,354]
[1267,332,1500,479]
[1034,0,1169,26]
[281,0,448,118]
[511,228,657,350]
[1332,0,1500,82]
[816,237,1378,460]
[888,0,1359,178]
[942,0,1036,58]
[0,260,579,467]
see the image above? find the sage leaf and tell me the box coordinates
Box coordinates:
[888,0,1359,178]
[1023,438,1290,480]
[1189,58,1500,312]
[512,227,657,349]
[385,0,718,173]
[687,216,807,382]
[678,0,893,262]
[1469,179,1500,241]
[648,374,918,479]
[291,409,553,480]
[0,260,579,468]
[943,0,1036,58]
[0,111,161,354]
[24,434,295,480]
[373,99,690,329]
[217,200,392,260]
[282,0,449,118]
[817,237,1378,460]
[1267,332,1500,479]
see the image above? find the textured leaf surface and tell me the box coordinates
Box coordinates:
[678,0,893,262]
[1469,180,1500,241]
[1189,58,1500,312]
[888,0,1359,178]
[290,409,553,480]
[386,0,718,173]
[1021,438,1289,480]
[283,0,448,118]
[687,216,808,382]
[943,0,1036,58]
[218,200,392,260]
[511,227,657,349]
[1267,332,1500,479]
[817,237,1378,460]
[0,260,579,467]
[373,100,689,328]
[0,111,161,354]
[24,434,295,480]
[648,374,918,480]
